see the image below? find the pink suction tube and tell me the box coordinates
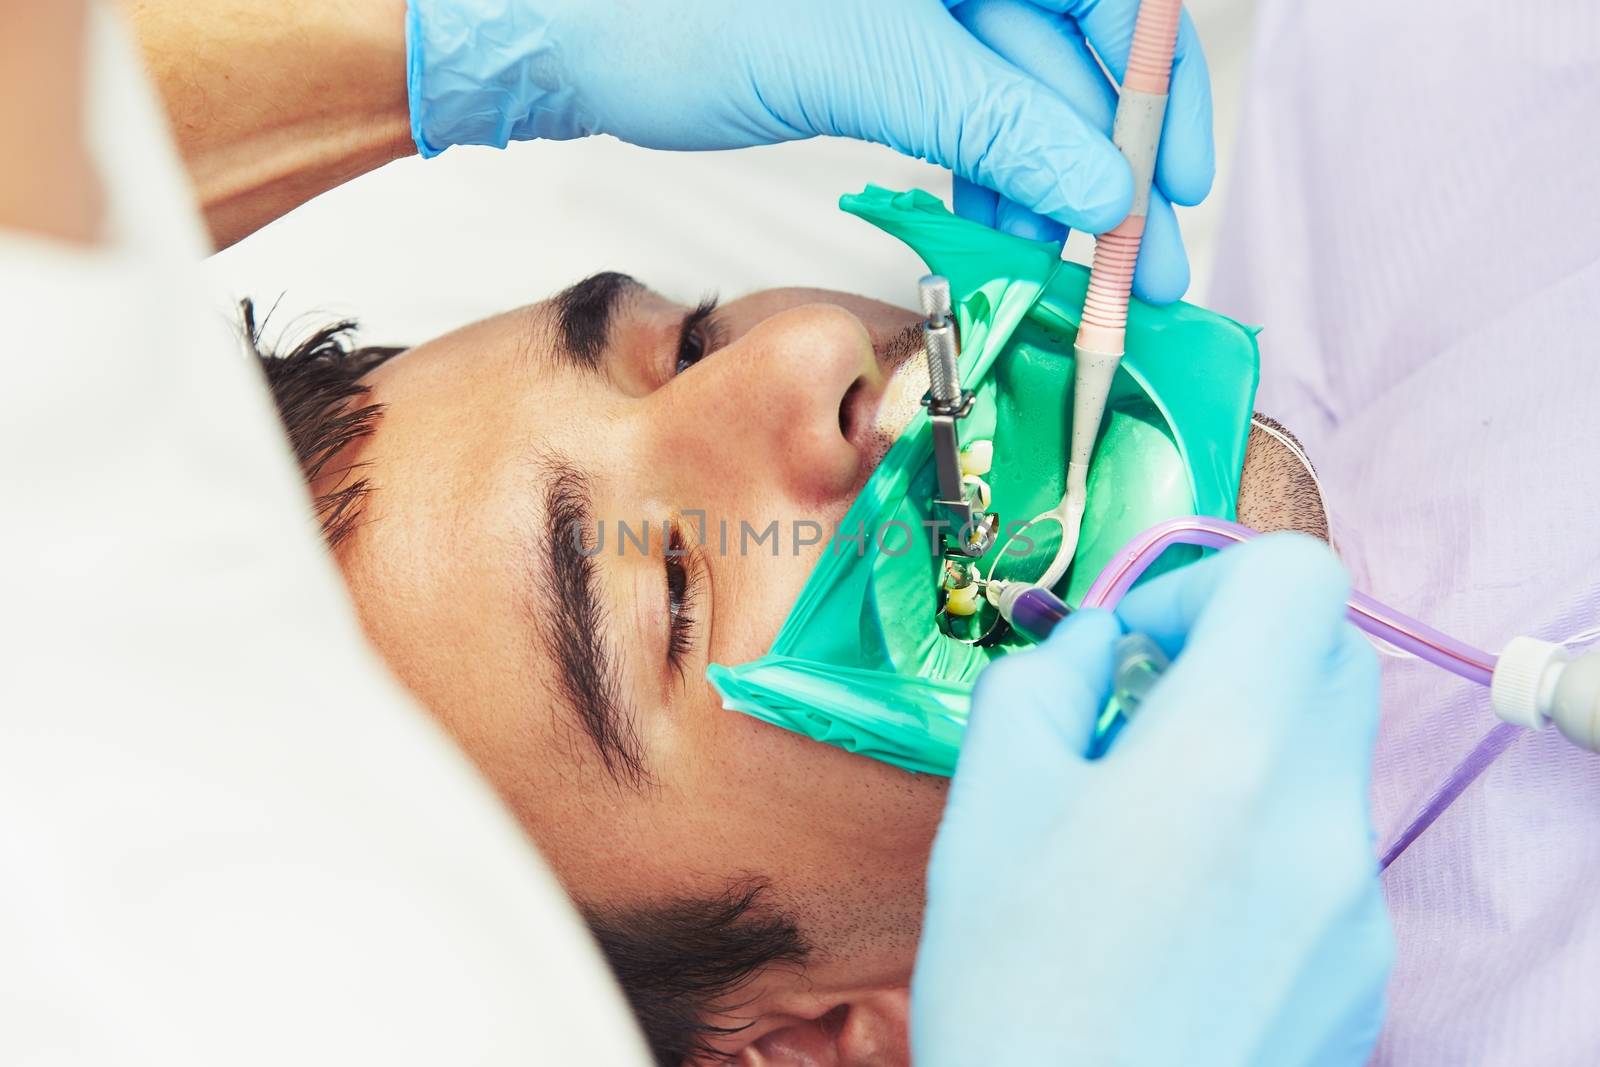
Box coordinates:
[1076,0,1182,352]
[1080,516,1517,871]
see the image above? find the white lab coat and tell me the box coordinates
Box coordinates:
[0,8,650,1063]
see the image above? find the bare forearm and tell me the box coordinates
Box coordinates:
[0,2,101,244]
[123,0,412,248]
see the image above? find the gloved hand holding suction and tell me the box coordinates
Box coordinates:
[949,0,1213,304]
[914,535,1393,1067]
[404,0,1209,249]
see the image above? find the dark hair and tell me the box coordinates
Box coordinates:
[243,299,406,548]
[250,305,811,1065]
[587,880,810,1065]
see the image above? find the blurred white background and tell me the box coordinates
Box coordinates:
[205,0,1257,346]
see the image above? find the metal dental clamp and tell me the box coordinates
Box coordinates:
[920,275,997,558]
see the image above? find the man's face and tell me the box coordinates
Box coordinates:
[332,275,942,1048]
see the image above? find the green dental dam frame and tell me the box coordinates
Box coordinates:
[706,186,1262,776]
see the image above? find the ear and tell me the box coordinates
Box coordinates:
[692,988,910,1067]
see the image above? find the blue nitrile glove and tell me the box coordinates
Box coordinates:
[914,535,1392,1067]
[948,0,1214,302]
[405,0,1199,254]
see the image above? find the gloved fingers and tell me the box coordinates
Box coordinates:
[1153,11,1215,206]
[948,0,1193,299]
[953,175,1071,243]
[944,608,1121,830]
[952,176,1001,230]
[963,607,1121,765]
[1116,535,1355,736]
[953,1,1114,129]
[1112,545,1249,659]
[947,0,1203,292]
[1176,540,1354,751]
[882,10,1132,234]
[1131,189,1190,303]
[956,175,1188,302]
[1046,1,1217,205]
[1173,535,1353,671]
[1116,535,1347,652]
[1318,623,1383,779]
[995,190,1070,244]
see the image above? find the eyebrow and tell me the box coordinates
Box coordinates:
[538,455,648,787]
[553,271,640,371]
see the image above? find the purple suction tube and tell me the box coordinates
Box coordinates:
[1081,517,1496,684]
[1080,516,1517,871]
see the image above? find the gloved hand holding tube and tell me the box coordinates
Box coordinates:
[914,535,1393,1066]
[949,0,1213,302]
[405,0,1211,297]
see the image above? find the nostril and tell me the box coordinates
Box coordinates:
[839,376,867,440]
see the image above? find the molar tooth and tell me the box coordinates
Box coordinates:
[959,440,993,477]
[945,582,981,616]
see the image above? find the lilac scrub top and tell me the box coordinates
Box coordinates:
[1208,2,1600,1063]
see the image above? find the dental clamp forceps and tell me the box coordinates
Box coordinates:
[920,274,997,558]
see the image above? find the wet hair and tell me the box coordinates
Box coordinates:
[250,303,810,1065]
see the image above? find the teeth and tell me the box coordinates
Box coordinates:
[963,474,991,511]
[945,582,982,616]
[942,560,983,616]
[959,440,993,477]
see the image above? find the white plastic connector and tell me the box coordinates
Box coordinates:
[1491,636,1568,730]
[1550,649,1600,753]
[1491,638,1600,753]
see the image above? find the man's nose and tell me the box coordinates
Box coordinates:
[659,304,886,504]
